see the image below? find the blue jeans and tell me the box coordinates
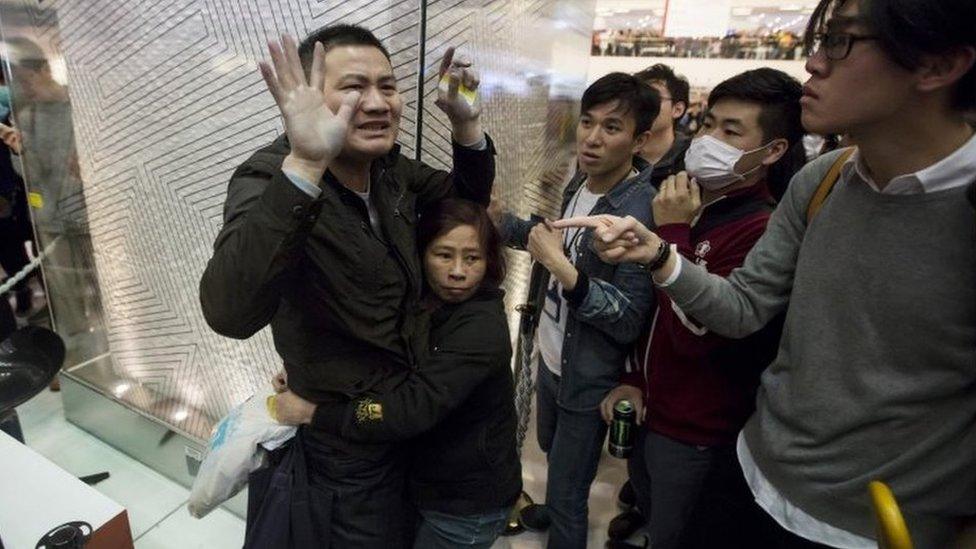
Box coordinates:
[412,508,509,549]
[536,363,608,549]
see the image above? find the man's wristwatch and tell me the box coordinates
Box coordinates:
[647,240,672,272]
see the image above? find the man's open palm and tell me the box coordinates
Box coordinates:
[258,34,360,164]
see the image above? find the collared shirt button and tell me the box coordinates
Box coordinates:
[291,205,304,219]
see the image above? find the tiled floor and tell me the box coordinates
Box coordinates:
[15,386,635,548]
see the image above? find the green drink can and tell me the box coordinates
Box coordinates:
[609,400,635,458]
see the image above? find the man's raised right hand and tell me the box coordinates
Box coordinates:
[258,35,361,179]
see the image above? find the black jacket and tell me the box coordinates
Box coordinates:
[650,133,691,189]
[200,136,495,403]
[314,289,521,514]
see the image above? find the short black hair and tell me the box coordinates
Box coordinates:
[805,0,976,111]
[709,68,804,147]
[581,72,661,136]
[708,69,805,201]
[634,64,690,110]
[298,24,391,76]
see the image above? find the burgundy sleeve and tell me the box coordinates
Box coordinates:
[656,223,694,260]
[698,215,770,278]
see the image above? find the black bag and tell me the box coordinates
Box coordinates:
[243,431,333,548]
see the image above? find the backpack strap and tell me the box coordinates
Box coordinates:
[806,147,857,224]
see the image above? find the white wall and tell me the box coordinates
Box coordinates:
[587,55,809,89]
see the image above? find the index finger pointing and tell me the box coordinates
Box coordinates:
[551,215,611,230]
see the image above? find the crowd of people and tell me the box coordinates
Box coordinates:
[194,0,974,547]
[592,28,806,60]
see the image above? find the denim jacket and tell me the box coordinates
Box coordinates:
[501,157,657,411]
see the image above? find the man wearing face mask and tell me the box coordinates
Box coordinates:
[602,68,804,549]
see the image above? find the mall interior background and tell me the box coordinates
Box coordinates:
[0,0,815,545]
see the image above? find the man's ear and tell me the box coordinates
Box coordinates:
[672,101,687,121]
[632,130,652,154]
[761,138,790,167]
[914,46,976,97]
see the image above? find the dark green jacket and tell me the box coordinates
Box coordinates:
[199,136,495,403]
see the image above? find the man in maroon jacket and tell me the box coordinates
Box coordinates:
[603,69,805,549]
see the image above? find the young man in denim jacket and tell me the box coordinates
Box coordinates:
[498,72,659,549]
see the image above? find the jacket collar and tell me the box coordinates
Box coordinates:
[430,288,505,323]
[695,180,774,223]
[274,135,402,176]
[378,143,402,169]
[565,155,652,209]
[651,134,691,177]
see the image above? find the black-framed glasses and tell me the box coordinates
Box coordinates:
[811,32,878,61]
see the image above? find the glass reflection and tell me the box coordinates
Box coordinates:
[0,10,108,371]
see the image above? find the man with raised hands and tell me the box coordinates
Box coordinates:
[200,25,494,547]
[555,0,976,546]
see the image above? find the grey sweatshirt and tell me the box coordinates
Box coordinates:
[664,149,976,547]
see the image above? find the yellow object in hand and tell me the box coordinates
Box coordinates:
[266,394,278,422]
[438,73,477,106]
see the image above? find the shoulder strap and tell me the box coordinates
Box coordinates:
[806,147,857,224]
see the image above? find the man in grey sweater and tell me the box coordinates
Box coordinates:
[557,0,976,547]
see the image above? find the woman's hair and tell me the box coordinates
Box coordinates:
[417,198,506,291]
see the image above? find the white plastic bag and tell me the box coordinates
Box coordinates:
[188,393,296,518]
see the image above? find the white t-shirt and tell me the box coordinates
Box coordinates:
[354,187,382,236]
[537,183,603,376]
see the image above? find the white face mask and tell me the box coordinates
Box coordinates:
[685,135,770,191]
